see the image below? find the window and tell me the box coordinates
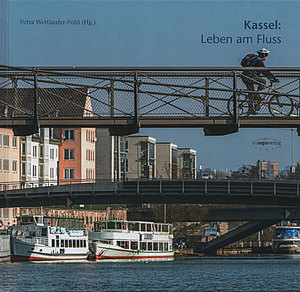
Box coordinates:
[64,168,75,179]
[0,159,2,171]
[33,165,37,177]
[64,149,75,160]
[3,159,9,172]
[50,149,54,160]
[2,208,9,219]
[3,135,9,147]
[39,145,44,158]
[12,160,17,173]
[0,134,2,147]
[12,136,17,148]
[64,129,75,141]
[21,142,26,156]
[33,146,37,158]
[21,163,25,176]
[39,164,44,177]
[130,241,138,250]
[50,168,54,179]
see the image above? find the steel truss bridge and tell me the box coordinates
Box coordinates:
[1,65,300,136]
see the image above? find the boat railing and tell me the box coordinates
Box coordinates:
[21,237,49,246]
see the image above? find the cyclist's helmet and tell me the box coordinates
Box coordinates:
[257,48,270,58]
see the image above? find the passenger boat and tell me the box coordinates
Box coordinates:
[10,215,89,261]
[89,220,174,260]
[272,222,300,253]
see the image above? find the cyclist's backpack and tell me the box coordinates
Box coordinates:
[241,54,259,67]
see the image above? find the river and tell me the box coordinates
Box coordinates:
[1,255,300,291]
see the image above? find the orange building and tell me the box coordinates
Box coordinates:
[259,161,279,179]
[58,127,96,182]
[55,88,96,182]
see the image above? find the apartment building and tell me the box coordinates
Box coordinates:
[95,128,128,182]
[259,160,279,179]
[156,142,178,179]
[0,128,20,228]
[178,148,197,179]
[127,136,156,180]
[56,127,96,182]
[20,128,60,187]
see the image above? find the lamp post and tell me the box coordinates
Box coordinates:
[291,129,295,174]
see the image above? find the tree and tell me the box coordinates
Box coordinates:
[231,164,259,179]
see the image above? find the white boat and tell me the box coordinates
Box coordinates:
[10,215,89,262]
[89,220,174,260]
[272,222,300,254]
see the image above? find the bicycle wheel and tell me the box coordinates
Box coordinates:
[268,95,294,117]
[227,95,251,117]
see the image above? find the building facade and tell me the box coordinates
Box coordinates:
[0,128,20,228]
[127,136,156,180]
[95,129,128,182]
[156,142,178,179]
[20,128,60,188]
[178,148,197,179]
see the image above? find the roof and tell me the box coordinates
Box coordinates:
[0,87,91,118]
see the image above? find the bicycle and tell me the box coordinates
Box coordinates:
[227,82,294,117]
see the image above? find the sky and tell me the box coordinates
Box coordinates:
[2,0,300,171]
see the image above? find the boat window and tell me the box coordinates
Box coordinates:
[69,240,72,248]
[147,224,151,232]
[140,242,146,250]
[73,240,76,248]
[117,241,126,248]
[52,239,55,248]
[56,239,59,248]
[147,242,152,251]
[141,223,146,231]
[157,225,162,232]
[77,240,80,248]
[131,241,138,250]
[128,223,134,231]
[162,225,169,232]
[61,240,64,247]
[153,242,158,251]
[159,243,163,251]
[107,222,115,230]
[80,240,83,248]
[65,240,69,248]
[164,243,168,251]
[84,240,86,248]
[116,222,122,230]
[41,228,47,236]
[101,222,106,230]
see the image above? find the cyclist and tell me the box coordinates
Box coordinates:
[241,48,279,112]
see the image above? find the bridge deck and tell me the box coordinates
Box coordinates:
[1,179,300,208]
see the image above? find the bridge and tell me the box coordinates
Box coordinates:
[1,179,300,208]
[1,65,300,136]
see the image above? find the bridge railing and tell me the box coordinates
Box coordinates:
[0,66,300,129]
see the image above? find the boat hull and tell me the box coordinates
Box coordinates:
[0,235,10,262]
[93,244,174,260]
[11,239,88,262]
